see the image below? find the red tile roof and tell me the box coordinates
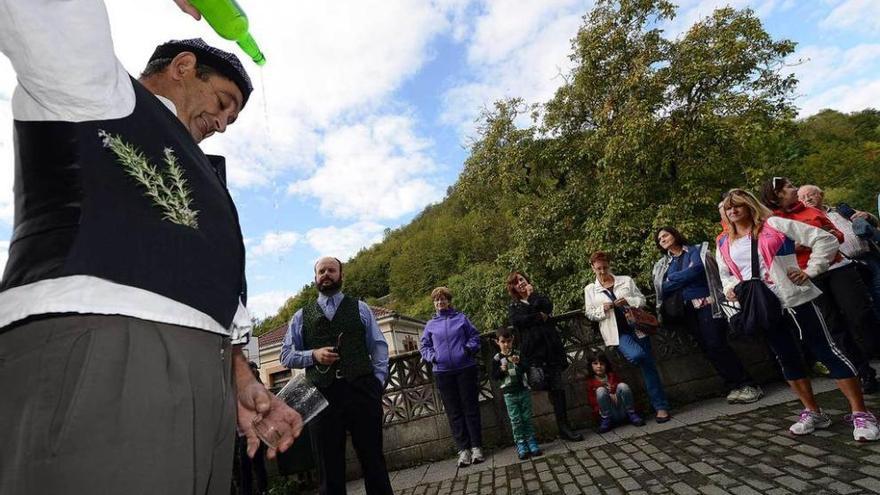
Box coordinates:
[258,323,288,348]
[370,306,396,319]
[258,305,398,349]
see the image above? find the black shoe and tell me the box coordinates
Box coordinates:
[558,423,584,441]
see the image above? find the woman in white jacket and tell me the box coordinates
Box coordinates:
[584,251,671,423]
[716,188,878,441]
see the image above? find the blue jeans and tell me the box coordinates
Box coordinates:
[595,383,634,423]
[617,333,669,412]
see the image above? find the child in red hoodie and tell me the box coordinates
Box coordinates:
[586,354,644,433]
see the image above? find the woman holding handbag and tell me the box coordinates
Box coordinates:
[716,188,878,441]
[507,272,584,441]
[652,226,761,404]
[584,251,671,423]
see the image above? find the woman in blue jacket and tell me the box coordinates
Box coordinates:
[419,286,484,467]
[652,226,763,404]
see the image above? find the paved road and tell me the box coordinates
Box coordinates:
[344,379,880,494]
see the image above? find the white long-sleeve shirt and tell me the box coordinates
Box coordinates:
[0,0,251,341]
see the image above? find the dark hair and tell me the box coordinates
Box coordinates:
[495,326,514,339]
[654,226,688,253]
[506,271,530,299]
[759,176,790,210]
[586,353,614,378]
[140,57,219,81]
[590,251,611,265]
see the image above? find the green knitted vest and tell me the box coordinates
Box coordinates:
[302,295,373,388]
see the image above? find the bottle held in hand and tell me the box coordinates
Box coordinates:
[188,0,266,65]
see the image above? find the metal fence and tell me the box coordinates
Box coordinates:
[380,310,703,426]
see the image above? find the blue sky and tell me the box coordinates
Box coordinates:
[0,0,878,320]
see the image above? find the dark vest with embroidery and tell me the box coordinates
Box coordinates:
[302,295,373,388]
[1,78,246,328]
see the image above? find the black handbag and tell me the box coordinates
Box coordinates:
[728,235,783,337]
[526,365,548,391]
[661,290,685,322]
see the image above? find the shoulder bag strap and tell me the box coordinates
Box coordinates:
[750,234,761,281]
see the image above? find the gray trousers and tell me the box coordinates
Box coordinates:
[0,314,235,495]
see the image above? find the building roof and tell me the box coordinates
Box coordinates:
[257,305,406,349]
[258,323,289,349]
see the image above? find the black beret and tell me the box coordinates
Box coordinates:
[149,38,253,108]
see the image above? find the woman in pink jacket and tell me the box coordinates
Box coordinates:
[716,189,878,442]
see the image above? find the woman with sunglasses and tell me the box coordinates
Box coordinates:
[761,176,880,394]
[717,188,878,441]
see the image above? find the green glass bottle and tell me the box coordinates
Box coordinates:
[189,0,266,65]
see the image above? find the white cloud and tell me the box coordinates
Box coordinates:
[797,79,880,117]
[787,44,880,116]
[288,114,443,220]
[305,221,387,261]
[820,0,880,35]
[663,0,789,37]
[55,1,458,192]
[442,1,589,139]
[247,290,293,319]
[250,230,301,257]
[467,0,585,65]
[0,101,12,225]
[0,240,8,272]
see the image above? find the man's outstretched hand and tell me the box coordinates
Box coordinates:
[233,347,303,459]
[236,381,303,459]
[173,0,201,20]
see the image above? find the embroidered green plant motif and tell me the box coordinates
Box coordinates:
[99,130,199,229]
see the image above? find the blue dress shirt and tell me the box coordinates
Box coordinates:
[280,292,389,385]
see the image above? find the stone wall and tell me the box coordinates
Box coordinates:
[338,311,779,478]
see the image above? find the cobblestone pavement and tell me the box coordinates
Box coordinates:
[345,379,880,494]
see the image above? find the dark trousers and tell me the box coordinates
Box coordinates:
[767,301,858,380]
[236,436,268,495]
[683,304,753,390]
[855,253,880,325]
[813,264,879,379]
[311,375,393,495]
[435,366,483,451]
[0,315,235,495]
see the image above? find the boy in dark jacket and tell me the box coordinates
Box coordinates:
[491,327,542,460]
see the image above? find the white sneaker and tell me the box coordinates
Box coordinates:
[737,386,764,404]
[457,449,472,467]
[789,409,832,435]
[471,447,485,464]
[851,412,880,442]
[726,388,742,404]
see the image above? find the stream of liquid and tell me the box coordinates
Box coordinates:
[255,66,285,263]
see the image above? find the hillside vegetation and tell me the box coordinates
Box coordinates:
[254,0,880,336]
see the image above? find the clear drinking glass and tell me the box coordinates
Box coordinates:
[252,373,328,448]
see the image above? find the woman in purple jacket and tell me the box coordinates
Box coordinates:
[420,286,484,467]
